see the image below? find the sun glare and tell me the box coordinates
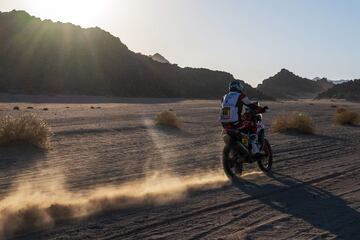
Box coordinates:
[26,0,109,27]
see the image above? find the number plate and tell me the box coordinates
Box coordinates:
[222,107,230,119]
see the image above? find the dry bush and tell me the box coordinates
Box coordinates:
[13,106,20,110]
[43,108,48,111]
[336,107,347,113]
[0,114,51,149]
[334,108,359,125]
[26,106,34,109]
[155,110,182,129]
[271,112,315,134]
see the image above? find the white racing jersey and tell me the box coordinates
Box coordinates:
[219,92,242,123]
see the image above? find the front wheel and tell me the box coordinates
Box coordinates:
[257,139,273,172]
[222,144,243,181]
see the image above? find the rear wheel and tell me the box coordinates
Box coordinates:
[222,144,243,181]
[257,139,272,172]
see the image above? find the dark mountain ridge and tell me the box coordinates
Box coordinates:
[257,69,333,99]
[0,10,272,100]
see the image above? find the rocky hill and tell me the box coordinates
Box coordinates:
[0,10,272,100]
[150,53,170,64]
[257,69,333,99]
[316,79,360,101]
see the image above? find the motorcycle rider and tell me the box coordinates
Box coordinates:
[219,80,267,157]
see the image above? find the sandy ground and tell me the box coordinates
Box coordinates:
[0,96,359,240]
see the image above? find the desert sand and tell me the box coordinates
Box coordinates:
[0,96,359,240]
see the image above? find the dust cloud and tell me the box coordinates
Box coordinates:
[0,118,264,238]
[0,170,228,238]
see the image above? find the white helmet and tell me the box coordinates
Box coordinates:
[229,80,245,92]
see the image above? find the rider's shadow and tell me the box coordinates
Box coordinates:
[233,172,360,239]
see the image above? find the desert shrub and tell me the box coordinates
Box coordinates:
[155,110,182,129]
[91,106,95,109]
[43,108,49,111]
[0,114,51,149]
[336,107,346,113]
[13,106,20,110]
[271,112,315,134]
[27,106,34,109]
[334,108,359,125]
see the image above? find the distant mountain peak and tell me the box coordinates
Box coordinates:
[317,78,330,83]
[150,53,170,64]
[312,77,329,82]
[257,69,333,99]
[276,68,297,78]
[280,68,290,73]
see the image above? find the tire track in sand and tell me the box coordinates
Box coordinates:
[103,166,360,240]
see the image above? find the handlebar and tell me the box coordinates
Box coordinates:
[246,104,269,114]
[257,106,269,114]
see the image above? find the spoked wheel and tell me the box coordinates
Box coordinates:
[257,139,273,172]
[222,145,243,181]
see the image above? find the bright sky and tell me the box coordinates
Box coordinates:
[1,0,360,86]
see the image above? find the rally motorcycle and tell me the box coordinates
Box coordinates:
[222,104,273,181]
